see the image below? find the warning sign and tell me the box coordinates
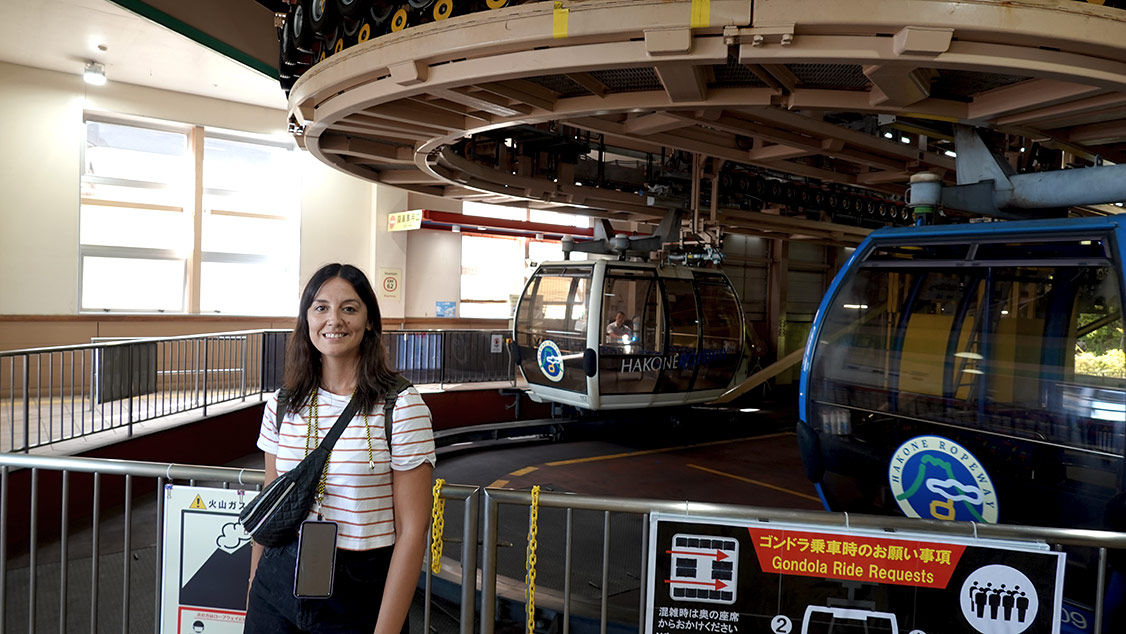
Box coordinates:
[160,485,258,634]
[645,514,1066,634]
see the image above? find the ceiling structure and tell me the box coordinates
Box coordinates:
[281,0,1126,245]
[0,0,284,110]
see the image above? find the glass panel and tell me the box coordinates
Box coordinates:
[460,302,511,319]
[200,261,298,316]
[81,256,185,311]
[599,273,663,395]
[810,262,1126,455]
[515,268,591,393]
[85,121,187,184]
[202,213,294,255]
[463,201,526,221]
[656,278,699,393]
[203,137,294,193]
[528,209,591,228]
[695,275,743,390]
[461,235,525,303]
[80,204,190,251]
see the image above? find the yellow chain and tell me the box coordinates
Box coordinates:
[525,485,540,634]
[430,478,446,574]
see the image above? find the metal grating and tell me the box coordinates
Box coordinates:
[931,69,1029,100]
[788,63,870,90]
[710,54,769,88]
[524,74,591,98]
[589,67,665,93]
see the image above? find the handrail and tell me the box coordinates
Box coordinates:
[0,452,266,485]
[482,487,1126,550]
[0,329,291,357]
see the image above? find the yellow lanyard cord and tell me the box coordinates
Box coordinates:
[305,390,372,516]
[526,485,540,634]
[430,478,446,573]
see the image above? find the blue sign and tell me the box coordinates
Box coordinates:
[888,435,999,523]
[536,340,564,383]
[435,301,456,318]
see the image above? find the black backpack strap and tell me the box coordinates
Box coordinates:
[382,374,414,448]
[274,388,293,432]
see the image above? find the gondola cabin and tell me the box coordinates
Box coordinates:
[797,217,1126,626]
[513,260,752,410]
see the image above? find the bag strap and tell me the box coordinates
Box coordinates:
[319,396,362,451]
[382,374,413,447]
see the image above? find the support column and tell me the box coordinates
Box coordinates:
[372,183,409,321]
[767,238,789,363]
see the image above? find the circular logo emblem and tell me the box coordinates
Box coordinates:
[536,340,564,383]
[888,435,998,523]
[960,565,1037,634]
[383,277,397,293]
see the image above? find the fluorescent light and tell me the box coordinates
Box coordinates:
[883,132,894,139]
[900,136,911,144]
[83,62,106,86]
[842,303,868,310]
[739,408,760,413]
[955,352,984,360]
[944,150,957,158]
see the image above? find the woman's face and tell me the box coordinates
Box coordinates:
[307,276,370,363]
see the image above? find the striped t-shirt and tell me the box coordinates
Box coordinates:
[257,386,436,551]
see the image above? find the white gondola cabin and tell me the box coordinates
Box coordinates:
[513,259,752,410]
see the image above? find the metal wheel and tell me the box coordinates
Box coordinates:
[408,0,435,8]
[335,0,369,20]
[433,0,453,20]
[307,0,339,37]
[390,6,409,31]
[485,0,509,8]
[291,2,317,53]
[370,0,395,23]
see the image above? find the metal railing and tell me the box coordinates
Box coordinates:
[0,453,479,634]
[2,452,1126,634]
[0,330,288,454]
[0,328,517,453]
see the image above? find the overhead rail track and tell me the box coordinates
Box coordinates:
[269,0,1126,242]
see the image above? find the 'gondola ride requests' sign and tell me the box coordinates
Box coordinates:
[646,513,1065,634]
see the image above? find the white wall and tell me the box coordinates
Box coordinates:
[406,229,463,318]
[0,63,84,314]
[0,61,379,315]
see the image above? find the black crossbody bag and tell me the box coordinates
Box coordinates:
[239,375,412,547]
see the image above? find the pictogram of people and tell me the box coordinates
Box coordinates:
[969,581,1030,624]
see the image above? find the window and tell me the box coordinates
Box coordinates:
[458,203,587,319]
[80,118,299,314]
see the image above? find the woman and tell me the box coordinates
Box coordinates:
[245,263,435,634]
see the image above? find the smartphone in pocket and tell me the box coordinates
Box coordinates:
[294,520,338,598]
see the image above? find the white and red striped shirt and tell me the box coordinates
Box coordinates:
[257,386,436,551]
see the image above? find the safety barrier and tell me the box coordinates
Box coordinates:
[2,452,1125,634]
[0,328,516,453]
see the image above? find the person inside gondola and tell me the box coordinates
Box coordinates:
[606,311,633,344]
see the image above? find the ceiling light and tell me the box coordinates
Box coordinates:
[883,132,894,139]
[900,136,911,144]
[944,150,957,158]
[83,62,106,86]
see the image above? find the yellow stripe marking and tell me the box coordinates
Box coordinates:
[690,0,710,29]
[510,466,539,476]
[545,432,793,466]
[687,463,821,502]
[552,2,569,39]
[489,479,510,488]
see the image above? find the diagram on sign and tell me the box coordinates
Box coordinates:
[960,565,1038,634]
[179,510,253,612]
[666,533,738,604]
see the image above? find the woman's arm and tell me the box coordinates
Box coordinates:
[373,463,434,634]
[247,452,278,605]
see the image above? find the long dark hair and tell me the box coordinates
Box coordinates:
[280,263,396,416]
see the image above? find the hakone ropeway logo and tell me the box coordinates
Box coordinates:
[889,435,999,523]
[536,340,564,382]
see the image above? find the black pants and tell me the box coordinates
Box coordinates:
[244,540,408,634]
